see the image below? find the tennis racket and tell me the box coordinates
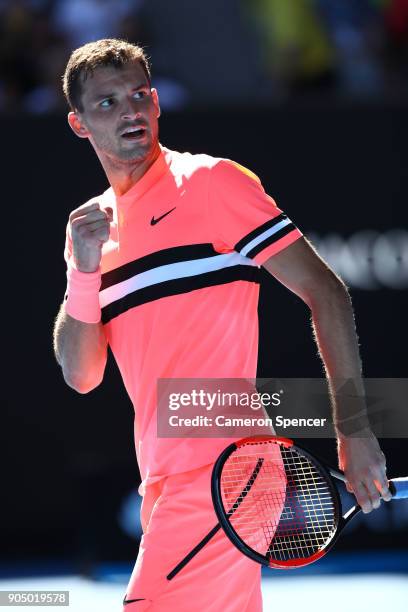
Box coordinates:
[167,435,408,579]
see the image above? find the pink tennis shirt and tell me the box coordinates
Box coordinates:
[65,145,302,494]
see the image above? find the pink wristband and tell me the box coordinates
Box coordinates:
[64,262,102,324]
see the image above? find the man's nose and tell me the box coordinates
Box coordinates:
[121,99,142,121]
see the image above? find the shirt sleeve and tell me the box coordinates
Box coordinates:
[208,159,302,265]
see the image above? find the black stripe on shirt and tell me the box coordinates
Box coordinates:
[234,213,287,253]
[101,243,219,291]
[244,223,297,259]
[101,265,261,324]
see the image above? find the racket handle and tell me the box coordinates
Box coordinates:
[166,523,222,581]
[389,477,408,500]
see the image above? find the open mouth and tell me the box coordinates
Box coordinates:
[121,127,147,141]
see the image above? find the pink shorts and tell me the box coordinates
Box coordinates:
[122,464,262,611]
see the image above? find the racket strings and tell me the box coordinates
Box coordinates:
[220,442,337,563]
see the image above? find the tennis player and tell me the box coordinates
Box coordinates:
[53,39,391,611]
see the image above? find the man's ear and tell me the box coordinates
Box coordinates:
[151,88,161,118]
[67,111,90,138]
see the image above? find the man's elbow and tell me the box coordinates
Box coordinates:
[62,369,104,394]
[307,270,350,310]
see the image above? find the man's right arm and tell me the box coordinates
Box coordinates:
[53,201,113,393]
[53,308,107,393]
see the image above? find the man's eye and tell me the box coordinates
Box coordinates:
[133,91,146,100]
[100,98,113,108]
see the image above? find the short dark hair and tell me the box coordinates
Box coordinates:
[62,38,151,112]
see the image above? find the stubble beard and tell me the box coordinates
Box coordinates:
[99,134,153,167]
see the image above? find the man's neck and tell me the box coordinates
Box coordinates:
[100,144,162,196]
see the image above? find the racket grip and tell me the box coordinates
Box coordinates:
[389,477,408,500]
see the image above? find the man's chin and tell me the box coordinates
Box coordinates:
[116,146,150,164]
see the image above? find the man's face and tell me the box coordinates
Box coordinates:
[71,61,160,164]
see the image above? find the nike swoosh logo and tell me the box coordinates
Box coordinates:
[123,597,146,605]
[150,207,176,225]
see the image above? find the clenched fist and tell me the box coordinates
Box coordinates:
[69,201,113,272]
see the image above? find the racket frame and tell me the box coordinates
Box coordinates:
[211,435,343,569]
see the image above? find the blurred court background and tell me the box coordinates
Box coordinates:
[1,1,407,610]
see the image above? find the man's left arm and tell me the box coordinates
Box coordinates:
[262,236,392,513]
